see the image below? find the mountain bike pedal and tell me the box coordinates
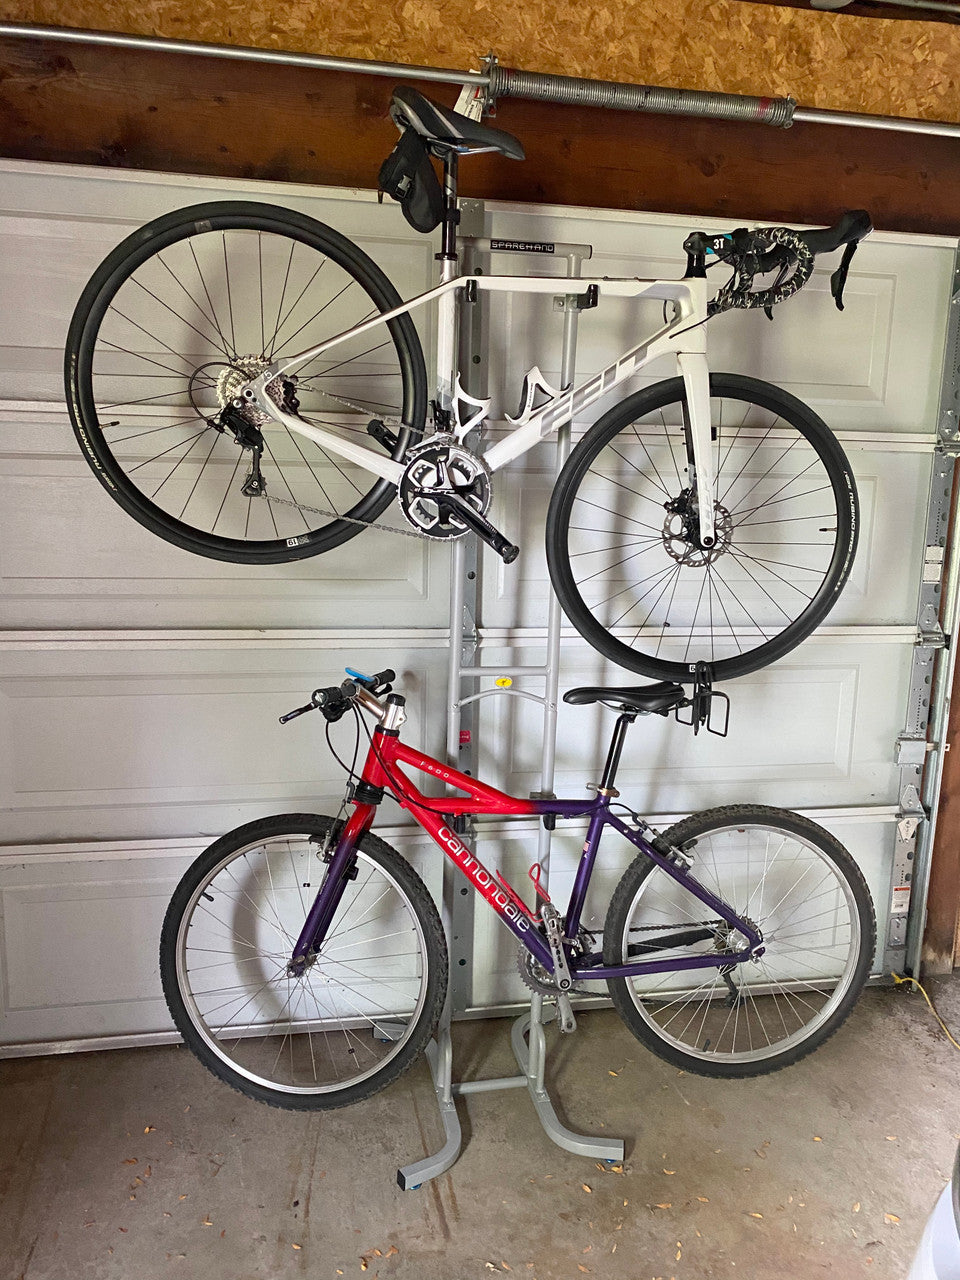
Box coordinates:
[435,493,520,564]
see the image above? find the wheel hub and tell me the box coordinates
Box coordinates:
[215,356,295,428]
[398,435,492,540]
[662,490,734,567]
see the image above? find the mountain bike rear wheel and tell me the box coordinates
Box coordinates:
[160,814,447,1109]
[546,374,858,681]
[66,202,427,563]
[603,805,875,1077]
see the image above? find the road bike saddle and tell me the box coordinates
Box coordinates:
[563,683,687,715]
[389,86,526,160]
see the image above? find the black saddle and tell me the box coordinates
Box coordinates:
[563,683,688,716]
[389,86,525,161]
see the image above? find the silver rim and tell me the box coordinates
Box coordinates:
[174,833,430,1095]
[620,822,863,1064]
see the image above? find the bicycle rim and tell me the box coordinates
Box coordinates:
[547,374,858,681]
[66,203,426,563]
[165,828,435,1100]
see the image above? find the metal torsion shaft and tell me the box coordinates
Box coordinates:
[489,64,796,128]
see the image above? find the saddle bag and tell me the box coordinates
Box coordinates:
[378,128,444,235]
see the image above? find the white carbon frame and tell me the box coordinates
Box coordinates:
[244,272,717,543]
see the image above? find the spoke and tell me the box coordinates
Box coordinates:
[221,233,237,354]
[178,430,223,519]
[188,239,237,360]
[130,277,232,360]
[212,448,244,533]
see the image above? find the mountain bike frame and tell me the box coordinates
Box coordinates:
[243,264,720,545]
[289,694,764,982]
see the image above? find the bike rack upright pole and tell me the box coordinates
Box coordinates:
[398,210,624,1190]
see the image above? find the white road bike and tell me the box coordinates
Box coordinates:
[65,86,869,682]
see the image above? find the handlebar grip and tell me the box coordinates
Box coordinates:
[799,209,872,257]
[373,668,396,687]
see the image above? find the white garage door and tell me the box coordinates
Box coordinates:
[0,159,952,1049]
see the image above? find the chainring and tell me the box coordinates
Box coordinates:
[517,945,561,995]
[398,434,492,540]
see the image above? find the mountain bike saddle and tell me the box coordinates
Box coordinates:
[563,683,687,714]
[389,85,526,160]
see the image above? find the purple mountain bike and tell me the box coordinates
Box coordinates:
[160,667,875,1111]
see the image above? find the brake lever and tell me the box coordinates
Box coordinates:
[279,701,316,724]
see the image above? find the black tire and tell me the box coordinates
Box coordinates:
[603,805,875,1077]
[546,374,858,681]
[160,815,447,1109]
[65,202,427,564]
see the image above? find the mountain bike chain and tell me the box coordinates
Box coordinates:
[517,916,726,996]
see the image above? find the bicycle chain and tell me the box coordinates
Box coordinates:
[261,491,431,541]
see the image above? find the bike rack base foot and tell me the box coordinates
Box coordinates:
[397,1003,625,1188]
[511,1010,625,1163]
[397,1037,462,1190]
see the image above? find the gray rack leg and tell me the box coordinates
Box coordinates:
[510,994,625,1162]
[396,1033,461,1190]
[397,995,624,1188]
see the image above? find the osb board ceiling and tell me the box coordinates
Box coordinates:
[0,0,957,123]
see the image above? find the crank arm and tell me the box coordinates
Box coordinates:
[555,992,577,1034]
[434,493,520,564]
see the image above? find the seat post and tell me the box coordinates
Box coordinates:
[439,150,459,261]
[599,712,636,794]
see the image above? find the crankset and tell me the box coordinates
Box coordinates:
[398,436,520,563]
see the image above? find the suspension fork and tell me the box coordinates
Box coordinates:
[287,803,376,976]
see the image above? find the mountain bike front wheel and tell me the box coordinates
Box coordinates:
[160,815,447,1109]
[546,374,858,681]
[603,805,875,1077]
[66,203,427,564]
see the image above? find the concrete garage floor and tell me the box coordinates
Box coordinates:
[2,980,959,1280]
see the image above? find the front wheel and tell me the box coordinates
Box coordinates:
[160,815,447,1109]
[546,374,858,681]
[603,805,875,1077]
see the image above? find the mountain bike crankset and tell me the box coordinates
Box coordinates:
[398,435,520,563]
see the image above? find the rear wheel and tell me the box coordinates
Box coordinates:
[546,374,858,681]
[65,202,427,563]
[603,805,875,1076]
[160,815,447,1109]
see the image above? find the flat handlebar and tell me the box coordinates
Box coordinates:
[279,668,395,724]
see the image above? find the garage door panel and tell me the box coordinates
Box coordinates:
[0,643,448,844]
[477,640,910,812]
[0,824,442,1046]
[0,407,449,629]
[482,203,952,435]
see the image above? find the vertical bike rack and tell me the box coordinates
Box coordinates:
[398,209,625,1189]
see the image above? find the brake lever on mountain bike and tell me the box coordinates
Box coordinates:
[279,680,359,724]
